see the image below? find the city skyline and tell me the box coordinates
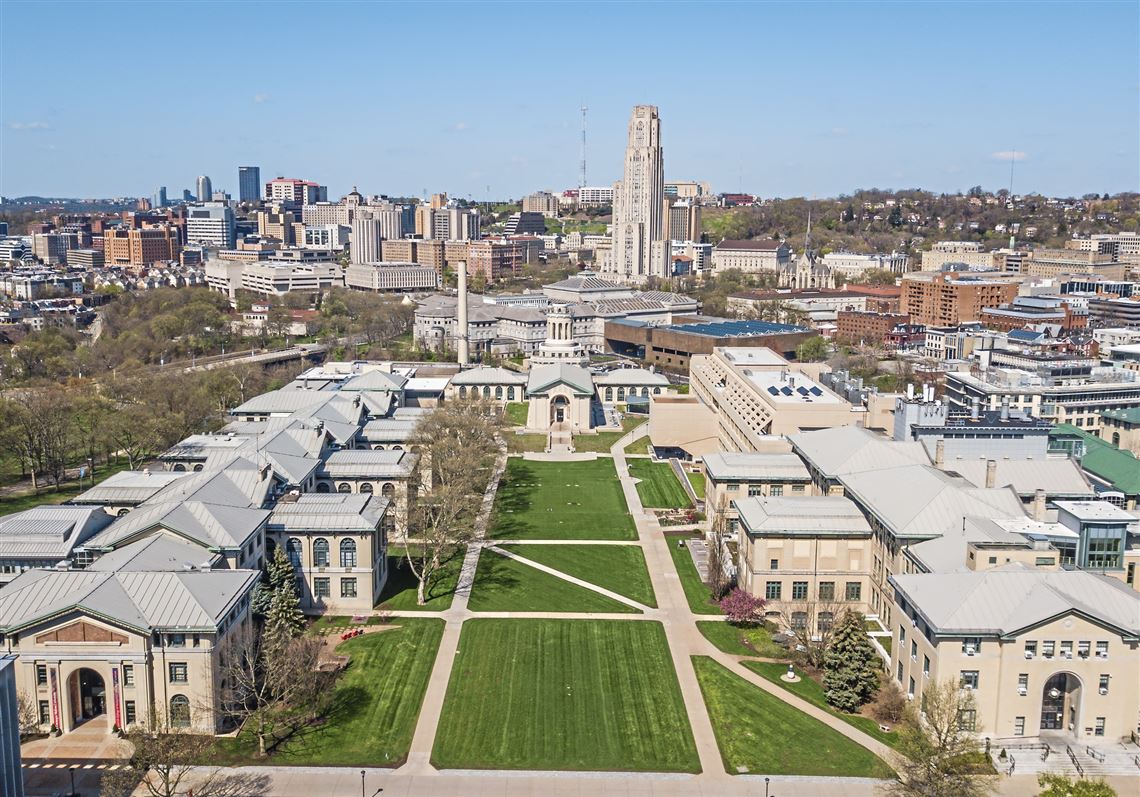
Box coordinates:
[1,1,1138,200]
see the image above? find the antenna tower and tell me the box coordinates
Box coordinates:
[579,105,588,189]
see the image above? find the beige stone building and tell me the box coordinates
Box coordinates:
[703,451,812,517]
[1100,408,1140,455]
[645,394,720,459]
[524,364,594,432]
[315,450,416,539]
[890,568,1139,742]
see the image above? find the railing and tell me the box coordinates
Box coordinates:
[1132,754,1139,771]
[1040,745,1051,761]
[1006,754,1016,776]
[1086,746,1105,763]
[1066,745,1084,777]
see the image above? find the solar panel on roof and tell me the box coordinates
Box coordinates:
[809,386,823,396]
[781,386,793,396]
[767,386,780,396]
[797,387,809,395]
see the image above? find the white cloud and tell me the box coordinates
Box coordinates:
[991,150,1027,162]
[830,127,848,136]
[253,93,270,104]
[451,121,469,132]
[8,121,50,130]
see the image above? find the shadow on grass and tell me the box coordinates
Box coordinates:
[257,684,372,762]
[378,545,465,607]
[489,461,536,537]
[470,551,522,594]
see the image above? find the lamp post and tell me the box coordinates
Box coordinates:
[360,769,365,797]
[764,776,770,797]
[68,765,77,797]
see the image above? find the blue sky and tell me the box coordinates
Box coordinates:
[1,1,1137,200]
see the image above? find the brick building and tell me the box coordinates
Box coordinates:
[102,225,180,268]
[835,310,911,345]
[900,273,1019,326]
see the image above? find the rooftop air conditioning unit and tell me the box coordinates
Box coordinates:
[1098,687,1108,695]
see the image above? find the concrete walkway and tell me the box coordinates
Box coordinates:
[485,545,653,612]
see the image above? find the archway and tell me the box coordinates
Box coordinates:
[551,395,570,425]
[1041,672,1082,733]
[69,668,106,725]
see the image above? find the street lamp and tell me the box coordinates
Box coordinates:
[764,776,770,797]
[68,765,77,797]
[360,769,365,797]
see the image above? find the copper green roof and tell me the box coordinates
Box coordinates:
[1050,424,1140,495]
[1101,407,1140,424]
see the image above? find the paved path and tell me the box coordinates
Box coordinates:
[485,545,653,611]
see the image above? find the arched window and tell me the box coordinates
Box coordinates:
[316,482,331,493]
[170,695,191,728]
[507,387,516,400]
[117,508,130,517]
[605,387,613,401]
[495,386,503,400]
[340,539,357,568]
[360,482,374,494]
[642,387,649,397]
[337,483,352,494]
[381,482,395,499]
[313,539,330,567]
[791,612,808,630]
[392,445,402,451]
[172,464,186,472]
[458,386,467,398]
[1112,432,1121,446]
[192,464,204,472]
[482,386,491,398]
[617,387,626,401]
[286,538,302,568]
[653,387,661,395]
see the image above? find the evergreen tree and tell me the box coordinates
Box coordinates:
[263,546,304,641]
[252,546,296,617]
[822,610,880,713]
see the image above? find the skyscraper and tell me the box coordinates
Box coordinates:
[152,186,167,208]
[238,166,261,202]
[196,175,212,203]
[607,105,665,283]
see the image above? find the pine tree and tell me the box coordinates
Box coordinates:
[822,610,881,713]
[263,546,304,641]
[252,546,297,617]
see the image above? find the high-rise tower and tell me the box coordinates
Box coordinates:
[196,175,213,203]
[238,166,261,202]
[607,105,665,283]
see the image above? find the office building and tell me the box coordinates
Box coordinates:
[711,239,793,274]
[920,241,993,271]
[503,212,546,236]
[429,207,480,241]
[900,273,1020,326]
[821,251,909,277]
[238,166,261,203]
[256,207,298,245]
[195,175,212,204]
[152,186,167,208]
[664,199,700,242]
[206,258,341,299]
[522,191,559,217]
[344,262,440,292]
[185,204,236,249]
[304,224,349,250]
[466,240,524,282]
[66,248,105,269]
[31,232,78,265]
[835,310,911,345]
[103,225,180,266]
[607,105,665,283]
[577,186,614,207]
[266,178,325,206]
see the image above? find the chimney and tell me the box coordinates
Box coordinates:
[970,397,980,420]
[457,262,470,366]
[1032,488,1047,521]
[985,459,997,488]
[935,439,945,466]
[1000,396,1010,421]
[906,383,915,400]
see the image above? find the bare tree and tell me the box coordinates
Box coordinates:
[218,624,334,757]
[778,599,844,669]
[16,691,40,740]
[706,494,732,600]
[404,399,504,605]
[887,679,998,797]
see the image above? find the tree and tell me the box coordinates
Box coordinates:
[252,544,299,618]
[705,495,732,600]
[794,335,829,362]
[822,609,881,712]
[16,691,40,740]
[263,546,305,642]
[887,679,998,797]
[404,399,504,605]
[778,599,842,668]
[100,722,268,797]
[218,624,334,757]
[718,588,765,624]
[1036,774,1116,797]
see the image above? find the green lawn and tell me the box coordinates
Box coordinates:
[506,433,548,454]
[623,436,651,456]
[215,619,444,767]
[693,657,894,778]
[504,402,529,426]
[571,417,647,453]
[376,546,465,611]
[628,459,691,508]
[468,549,638,613]
[433,619,699,772]
[664,535,723,615]
[686,471,706,499]
[696,621,787,658]
[491,458,636,540]
[742,660,898,747]
[500,544,656,607]
[0,461,136,517]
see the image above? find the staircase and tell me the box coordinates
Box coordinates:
[992,738,1140,778]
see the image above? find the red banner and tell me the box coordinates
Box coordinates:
[112,667,121,728]
[49,668,60,728]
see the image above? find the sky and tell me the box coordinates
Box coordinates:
[1,1,1138,201]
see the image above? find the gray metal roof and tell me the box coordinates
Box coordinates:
[526,363,594,396]
[891,567,1140,638]
[83,499,270,552]
[87,534,222,572]
[449,367,528,385]
[790,426,931,479]
[0,567,259,633]
[735,496,871,537]
[71,470,189,506]
[703,452,809,482]
[1054,500,1137,523]
[319,449,415,479]
[268,494,387,532]
[593,368,670,387]
[906,517,1031,574]
[361,417,419,443]
[940,458,1094,499]
[0,506,113,560]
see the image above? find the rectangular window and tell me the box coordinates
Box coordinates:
[770,484,783,497]
[908,677,915,698]
[1094,717,1105,737]
[1095,641,1108,658]
[1024,641,1037,658]
[910,641,918,661]
[899,625,906,643]
[1018,673,1028,692]
[122,665,134,687]
[1098,674,1109,693]
[765,581,781,601]
[39,700,50,725]
[169,662,188,683]
[125,701,137,725]
[314,577,330,599]
[923,655,930,676]
[818,581,835,601]
[1077,641,1090,659]
[959,670,979,690]
[1043,640,1055,658]
[792,581,808,600]
[791,484,804,493]
[962,637,981,655]
[1014,716,1025,736]
[748,484,762,497]
[845,582,861,601]
[1035,556,1055,566]
[1059,641,1073,658]
[726,482,740,492]
[958,708,977,731]
[770,559,779,570]
[897,661,904,683]
[169,633,186,648]
[36,664,47,686]
[341,578,357,598]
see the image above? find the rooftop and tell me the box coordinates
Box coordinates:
[661,319,807,338]
[735,495,871,537]
[703,452,810,482]
[1054,500,1137,523]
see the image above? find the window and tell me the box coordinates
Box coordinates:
[1059,641,1073,659]
[1096,641,1108,658]
[169,633,186,647]
[1018,673,1028,692]
[313,539,330,567]
[170,695,191,728]
[1042,640,1055,658]
[845,582,861,601]
[1014,716,1025,736]
[769,559,779,570]
[38,700,50,725]
[770,485,783,497]
[337,482,352,493]
[791,611,808,630]
[286,538,302,568]
[726,482,740,492]
[958,708,977,731]
[897,661,904,683]
[1035,556,1055,566]
[507,387,516,401]
[792,581,808,600]
[961,637,981,655]
[908,677,915,699]
[495,386,503,400]
[313,577,330,599]
[959,671,979,690]
[458,386,467,398]
[124,701,136,726]
[1094,717,1105,736]
[123,665,134,687]
[340,539,357,568]
[341,578,357,599]
[923,656,930,676]
[818,581,835,601]
[169,663,188,683]
[1024,641,1036,658]
[910,641,917,661]
[1078,641,1090,659]
[817,612,834,633]
[1086,535,1123,570]
[748,484,763,497]
[381,482,395,499]
[360,482,373,494]
[1098,674,1109,693]
[899,625,906,643]
[36,664,47,686]
[765,581,781,600]
[791,484,804,493]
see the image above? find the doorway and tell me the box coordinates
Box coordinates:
[70,668,107,724]
[551,396,569,425]
[1040,672,1081,733]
